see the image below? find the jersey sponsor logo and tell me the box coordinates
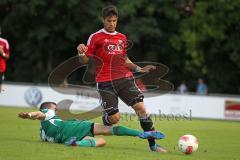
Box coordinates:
[104,41,124,54]
[103,39,133,54]
[24,87,42,106]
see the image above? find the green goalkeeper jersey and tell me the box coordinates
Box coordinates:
[40,109,94,144]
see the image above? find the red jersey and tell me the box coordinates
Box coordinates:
[85,29,133,82]
[0,37,10,73]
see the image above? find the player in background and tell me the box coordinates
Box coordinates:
[18,102,165,148]
[76,5,167,152]
[0,26,10,93]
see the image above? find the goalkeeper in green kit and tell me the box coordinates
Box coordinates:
[18,102,165,148]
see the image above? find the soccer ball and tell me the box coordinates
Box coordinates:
[178,134,198,154]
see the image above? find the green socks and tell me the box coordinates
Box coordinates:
[76,139,97,147]
[111,126,141,137]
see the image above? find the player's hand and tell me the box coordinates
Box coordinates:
[0,46,4,54]
[77,44,88,54]
[139,65,156,73]
[18,112,30,119]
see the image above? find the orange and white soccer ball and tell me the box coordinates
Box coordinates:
[178,134,198,154]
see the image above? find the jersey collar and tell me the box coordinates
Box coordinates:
[102,28,117,35]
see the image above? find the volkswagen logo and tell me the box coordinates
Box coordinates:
[24,87,42,106]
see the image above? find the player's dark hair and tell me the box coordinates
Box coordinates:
[102,5,118,18]
[39,102,56,111]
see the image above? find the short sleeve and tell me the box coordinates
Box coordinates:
[123,35,128,55]
[5,40,10,55]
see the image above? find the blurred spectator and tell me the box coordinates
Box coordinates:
[177,81,188,94]
[196,78,208,95]
[0,27,10,93]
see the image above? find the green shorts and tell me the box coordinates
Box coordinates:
[60,120,94,143]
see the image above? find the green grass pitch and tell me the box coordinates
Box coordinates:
[0,106,240,160]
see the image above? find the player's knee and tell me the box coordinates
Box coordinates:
[132,102,147,117]
[96,138,106,147]
[109,114,120,124]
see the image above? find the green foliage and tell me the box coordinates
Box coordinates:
[1,0,102,82]
[172,0,240,93]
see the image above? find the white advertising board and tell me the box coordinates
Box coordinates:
[1,83,240,120]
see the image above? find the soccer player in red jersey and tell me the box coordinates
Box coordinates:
[77,5,167,152]
[0,28,10,93]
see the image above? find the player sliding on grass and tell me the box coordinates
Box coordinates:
[18,102,165,148]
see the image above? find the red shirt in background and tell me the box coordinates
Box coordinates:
[0,37,10,73]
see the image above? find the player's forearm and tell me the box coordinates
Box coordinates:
[18,111,45,120]
[125,58,141,72]
[0,51,9,59]
[78,55,89,64]
[29,111,45,120]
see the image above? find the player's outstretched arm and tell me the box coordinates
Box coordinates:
[125,57,156,73]
[18,111,46,120]
[125,57,141,71]
[0,46,10,60]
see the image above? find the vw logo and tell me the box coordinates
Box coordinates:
[24,87,42,106]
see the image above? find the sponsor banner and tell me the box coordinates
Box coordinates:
[1,83,240,120]
[0,84,100,109]
[24,87,42,106]
[224,100,240,120]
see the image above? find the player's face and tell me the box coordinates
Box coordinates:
[49,103,57,111]
[103,15,118,33]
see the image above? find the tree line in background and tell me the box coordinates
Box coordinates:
[0,0,239,94]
